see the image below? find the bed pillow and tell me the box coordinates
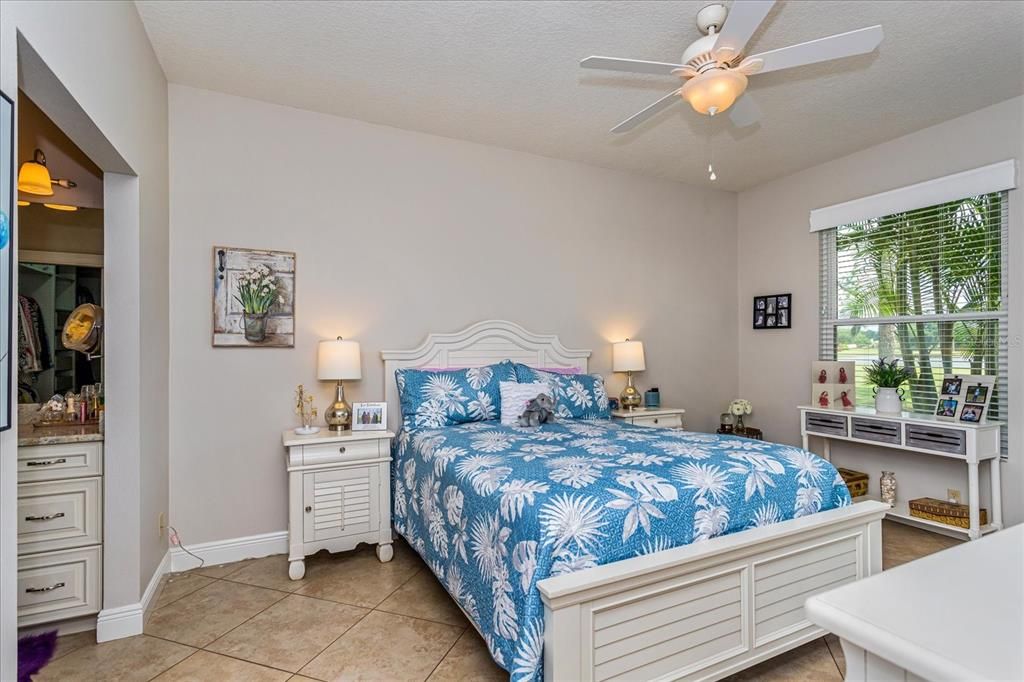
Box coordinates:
[512,363,611,420]
[396,360,516,429]
[499,381,551,426]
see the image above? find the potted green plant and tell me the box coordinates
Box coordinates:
[235,264,278,342]
[864,358,914,414]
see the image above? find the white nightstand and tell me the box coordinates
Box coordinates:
[611,407,686,429]
[283,428,394,580]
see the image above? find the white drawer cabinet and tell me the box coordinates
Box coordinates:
[18,441,103,482]
[611,407,686,429]
[18,477,102,554]
[284,428,394,580]
[18,545,102,627]
[17,438,104,629]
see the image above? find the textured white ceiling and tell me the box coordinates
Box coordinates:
[136,0,1024,191]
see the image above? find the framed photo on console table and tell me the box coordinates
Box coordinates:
[352,402,387,431]
[933,374,996,423]
[753,293,792,329]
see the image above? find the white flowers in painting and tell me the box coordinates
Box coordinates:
[234,263,278,314]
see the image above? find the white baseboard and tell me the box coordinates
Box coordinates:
[169,530,287,573]
[97,550,170,642]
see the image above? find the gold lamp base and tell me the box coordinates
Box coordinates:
[620,373,642,411]
[324,381,352,431]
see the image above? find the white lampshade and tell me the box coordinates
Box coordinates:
[317,338,362,380]
[612,340,646,373]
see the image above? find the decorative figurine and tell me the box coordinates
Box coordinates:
[819,390,830,408]
[839,367,848,384]
[840,391,853,408]
[294,384,320,435]
[818,369,827,383]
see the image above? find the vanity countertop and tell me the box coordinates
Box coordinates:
[18,422,103,447]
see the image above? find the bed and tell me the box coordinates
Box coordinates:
[382,320,888,681]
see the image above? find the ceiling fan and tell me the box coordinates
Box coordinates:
[581,1,883,132]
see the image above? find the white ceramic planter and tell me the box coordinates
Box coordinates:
[874,387,904,414]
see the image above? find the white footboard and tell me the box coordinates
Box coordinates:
[538,500,888,681]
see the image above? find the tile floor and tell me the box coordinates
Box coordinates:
[38,520,960,681]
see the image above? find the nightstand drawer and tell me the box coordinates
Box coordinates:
[300,438,385,466]
[303,465,381,542]
[18,442,103,482]
[18,546,101,626]
[18,478,102,554]
[630,414,683,429]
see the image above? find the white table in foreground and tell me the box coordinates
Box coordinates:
[806,523,1023,682]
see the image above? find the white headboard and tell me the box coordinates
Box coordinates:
[380,320,591,432]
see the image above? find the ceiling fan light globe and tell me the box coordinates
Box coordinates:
[679,69,747,115]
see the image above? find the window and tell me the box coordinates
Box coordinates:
[819,191,1009,454]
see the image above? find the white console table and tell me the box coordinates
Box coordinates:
[798,406,1002,540]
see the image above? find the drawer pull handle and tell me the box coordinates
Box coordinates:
[653,418,659,424]
[26,458,68,467]
[305,505,312,513]
[25,512,66,522]
[26,582,65,593]
[338,446,346,454]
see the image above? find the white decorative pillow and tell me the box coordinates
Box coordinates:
[499,381,551,425]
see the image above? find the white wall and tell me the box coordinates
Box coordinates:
[737,97,1024,525]
[168,84,738,545]
[1,1,168,665]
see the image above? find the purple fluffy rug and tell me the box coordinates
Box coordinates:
[18,630,58,681]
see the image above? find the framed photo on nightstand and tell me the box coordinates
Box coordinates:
[352,402,387,430]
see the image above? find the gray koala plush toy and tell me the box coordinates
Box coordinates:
[518,393,556,427]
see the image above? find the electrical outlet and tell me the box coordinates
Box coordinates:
[947,488,962,504]
[158,512,167,538]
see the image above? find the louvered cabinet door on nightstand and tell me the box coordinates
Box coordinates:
[283,429,394,580]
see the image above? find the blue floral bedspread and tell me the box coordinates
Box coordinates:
[391,419,850,681]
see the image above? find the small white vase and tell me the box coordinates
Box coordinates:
[874,387,904,414]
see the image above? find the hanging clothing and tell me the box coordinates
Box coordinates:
[18,295,52,374]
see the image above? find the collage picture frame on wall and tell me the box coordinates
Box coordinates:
[753,293,792,329]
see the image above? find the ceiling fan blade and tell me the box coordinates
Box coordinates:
[747,25,883,75]
[728,92,762,128]
[581,56,685,76]
[712,0,776,62]
[611,89,681,133]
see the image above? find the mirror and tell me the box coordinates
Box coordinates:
[17,261,102,401]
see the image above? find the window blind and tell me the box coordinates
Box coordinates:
[819,192,1009,456]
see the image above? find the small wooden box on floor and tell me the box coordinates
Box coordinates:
[909,497,988,529]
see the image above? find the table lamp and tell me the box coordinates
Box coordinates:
[612,339,645,410]
[318,337,362,431]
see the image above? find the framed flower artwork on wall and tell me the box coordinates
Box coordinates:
[212,246,295,347]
